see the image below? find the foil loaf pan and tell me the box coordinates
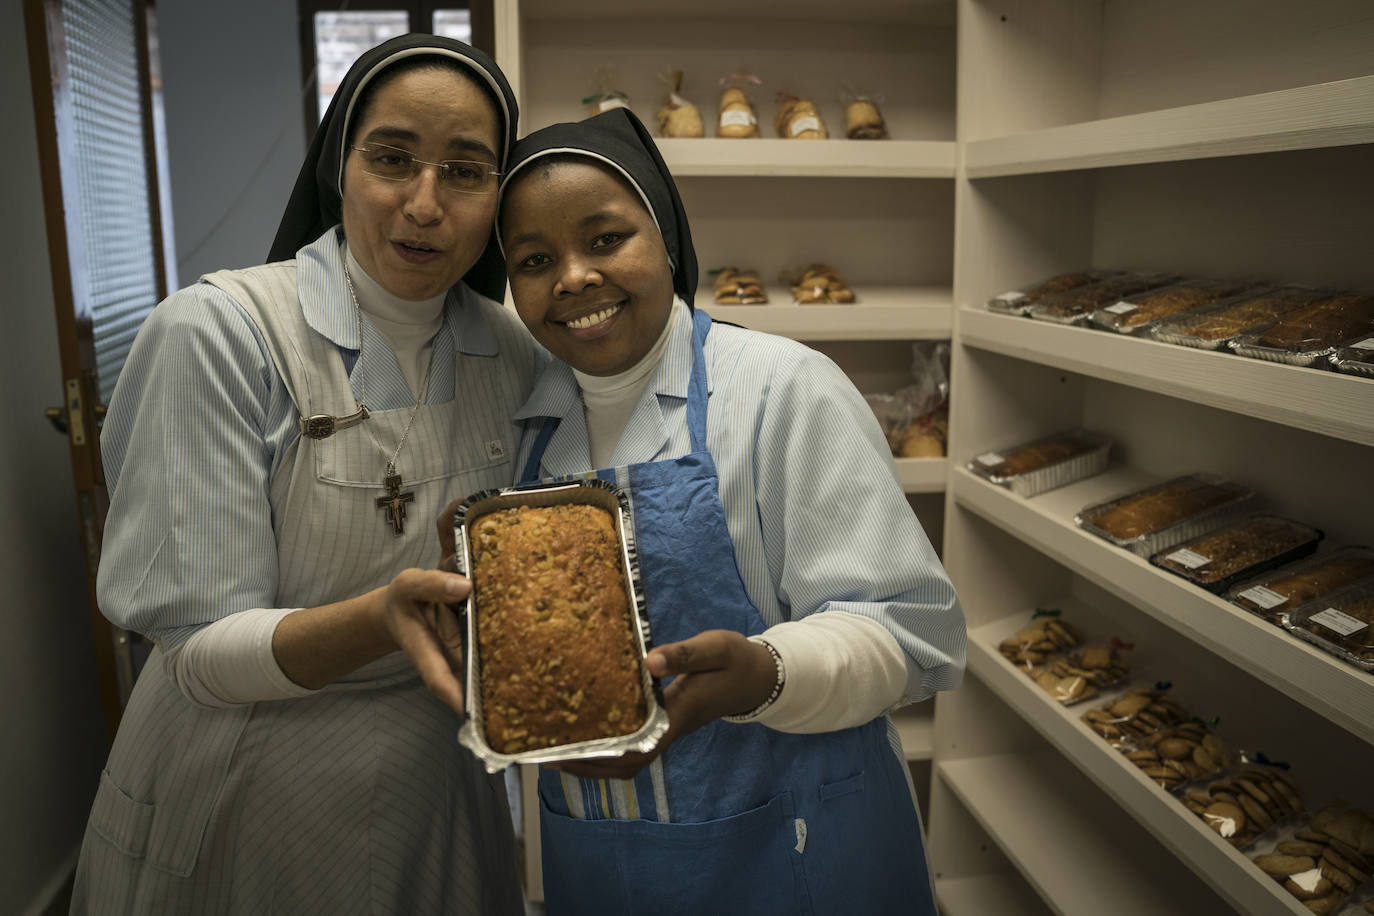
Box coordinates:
[1283,579,1374,674]
[1074,473,1254,558]
[452,478,669,774]
[1148,514,1324,595]
[968,429,1111,498]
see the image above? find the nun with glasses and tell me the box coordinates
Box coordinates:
[471,107,966,915]
[72,35,536,914]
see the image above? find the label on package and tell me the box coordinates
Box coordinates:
[789,116,821,137]
[1104,301,1139,315]
[1166,547,1211,569]
[1239,585,1288,609]
[597,97,630,113]
[995,291,1026,303]
[1348,337,1374,351]
[720,109,756,128]
[975,452,1005,467]
[1309,607,1368,637]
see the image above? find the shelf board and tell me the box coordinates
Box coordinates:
[965,75,1374,177]
[950,465,1374,746]
[935,873,1055,916]
[701,286,952,341]
[895,457,947,494]
[520,0,954,27]
[965,610,1310,916]
[659,138,956,178]
[958,307,1374,447]
[939,751,1237,916]
[893,704,935,761]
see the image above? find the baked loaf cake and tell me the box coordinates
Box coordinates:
[1256,292,1374,351]
[1233,552,1374,621]
[1088,480,1236,541]
[1153,516,1320,586]
[1104,280,1251,330]
[982,432,1097,478]
[1032,273,1178,321]
[1298,594,1374,661]
[470,504,646,754]
[1166,288,1320,342]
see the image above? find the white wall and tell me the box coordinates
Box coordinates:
[3,3,111,912]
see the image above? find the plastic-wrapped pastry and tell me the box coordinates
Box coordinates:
[717,86,760,138]
[775,94,828,139]
[783,263,855,304]
[713,267,767,305]
[845,96,888,139]
[657,70,704,138]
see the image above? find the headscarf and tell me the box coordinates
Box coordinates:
[268,33,518,302]
[496,108,699,304]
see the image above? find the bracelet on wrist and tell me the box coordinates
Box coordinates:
[722,637,785,723]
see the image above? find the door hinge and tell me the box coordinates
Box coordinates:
[64,377,87,445]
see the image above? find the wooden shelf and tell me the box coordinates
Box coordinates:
[659,139,956,179]
[895,457,947,494]
[938,751,1238,916]
[703,287,952,341]
[958,307,1374,448]
[519,0,953,25]
[893,704,935,761]
[965,609,1310,916]
[950,465,1374,746]
[935,873,1055,916]
[965,76,1374,178]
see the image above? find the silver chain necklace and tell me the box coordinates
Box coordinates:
[343,265,432,536]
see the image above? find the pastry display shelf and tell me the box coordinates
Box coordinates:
[895,458,947,495]
[935,873,1055,916]
[964,75,1374,178]
[892,703,935,762]
[950,465,1374,747]
[963,607,1311,916]
[517,0,953,24]
[958,307,1374,448]
[657,138,956,179]
[699,287,952,341]
[937,749,1244,916]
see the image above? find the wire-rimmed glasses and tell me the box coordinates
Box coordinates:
[351,143,501,194]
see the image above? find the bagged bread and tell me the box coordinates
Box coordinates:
[713,267,767,305]
[845,96,889,139]
[783,263,854,303]
[775,94,828,140]
[717,86,760,138]
[657,70,704,138]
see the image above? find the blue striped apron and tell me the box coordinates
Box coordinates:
[520,308,935,915]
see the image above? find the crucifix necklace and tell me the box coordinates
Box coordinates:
[344,266,431,537]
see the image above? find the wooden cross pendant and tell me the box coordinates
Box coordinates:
[376,473,415,536]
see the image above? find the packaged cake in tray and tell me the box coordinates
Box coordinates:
[1089,277,1261,335]
[968,429,1111,498]
[1230,290,1374,368]
[452,479,670,773]
[1150,286,1328,351]
[1074,473,1255,557]
[1227,546,1374,625]
[984,270,1118,316]
[1329,335,1374,378]
[1149,515,1324,594]
[1028,271,1182,326]
[1284,580,1374,673]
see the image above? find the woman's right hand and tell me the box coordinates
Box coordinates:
[377,568,471,715]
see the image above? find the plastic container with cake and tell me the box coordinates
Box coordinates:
[452,479,670,772]
[1074,473,1255,557]
[1328,334,1374,378]
[1027,271,1183,326]
[967,428,1111,498]
[1226,545,1374,625]
[1229,290,1374,368]
[1149,514,1324,595]
[1089,277,1263,336]
[1149,285,1328,351]
[1283,580,1374,673]
[984,270,1119,316]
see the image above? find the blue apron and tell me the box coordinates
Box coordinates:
[520,309,935,916]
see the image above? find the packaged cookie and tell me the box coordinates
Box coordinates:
[782,263,855,304]
[1075,473,1255,557]
[657,70,704,138]
[1188,766,1304,849]
[997,614,1083,670]
[1284,581,1374,672]
[1231,290,1374,368]
[1121,722,1239,794]
[774,93,828,139]
[452,479,670,772]
[1329,336,1374,378]
[1027,272,1182,326]
[1228,546,1374,625]
[844,95,888,139]
[968,428,1111,498]
[1150,515,1324,594]
[1090,277,1262,335]
[1150,286,1328,351]
[712,267,767,305]
[716,74,761,138]
[1080,688,1189,750]
[1251,806,1374,914]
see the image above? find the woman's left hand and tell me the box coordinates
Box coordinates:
[550,629,777,780]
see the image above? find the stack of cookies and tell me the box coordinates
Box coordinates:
[998,617,1082,668]
[1080,689,1189,748]
[1182,767,1301,847]
[713,268,767,305]
[785,264,856,304]
[1252,806,1373,914]
[1119,722,1237,791]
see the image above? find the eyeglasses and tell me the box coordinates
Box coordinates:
[351,143,501,194]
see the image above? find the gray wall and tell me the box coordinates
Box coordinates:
[6,1,306,911]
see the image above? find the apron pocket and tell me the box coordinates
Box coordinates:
[89,769,155,858]
[540,791,813,916]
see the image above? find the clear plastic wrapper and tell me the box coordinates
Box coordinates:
[1027,641,1131,707]
[1227,546,1374,625]
[452,480,670,773]
[1117,721,1239,795]
[657,69,704,138]
[1149,514,1325,595]
[1231,290,1374,368]
[843,91,888,139]
[1027,272,1182,326]
[1090,277,1261,335]
[865,342,949,457]
[1185,766,1305,850]
[1329,335,1374,378]
[968,428,1111,498]
[996,614,1083,670]
[716,73,761,138]
[1250,806,1374,913]
[782,262,855,304]
[1074,473,1255,557]
[1283,580,1374,673]
[711,266,767,305]
[1150,286,1328,351]
[1080,688,1189,751]
[985,271,1120,316]
[774,93,827,139]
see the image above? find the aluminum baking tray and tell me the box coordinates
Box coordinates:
[452,479,670,773]
[985,270,1118,316]
[1149,286,1327,351]
[1148,514,1324,595]
[1089,278,1261,336]
[1227,545,1374,624]
[1229,290,1374,368]
[968,429,1111,498]
[1329,336,1374,378]
[1283,579,1374,673]
[1028,272,1182,326]
[1074,473,1254,557]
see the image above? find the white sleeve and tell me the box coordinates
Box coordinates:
[162,608,318,708]
[742,611,909,733]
